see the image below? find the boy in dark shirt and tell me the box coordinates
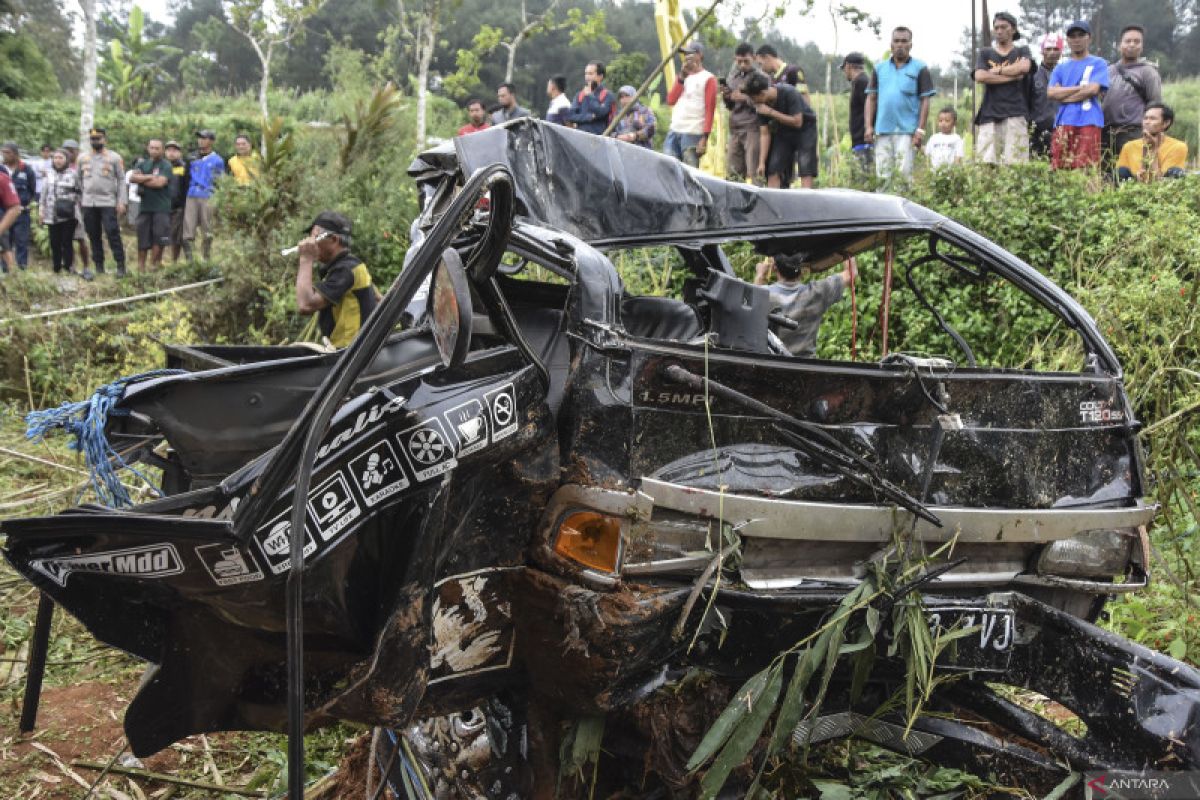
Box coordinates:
[130,138,172,270]
[972,11,1034,164]
[743,70,818,188]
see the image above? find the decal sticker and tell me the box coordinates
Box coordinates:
[444,398,490,457]
[31,544,184,587]
[348,440,410,506]
[307,471,363,542]
[315,393,408,464]
[428,569,515,684]
[195,543,264,587]
[399,418,458,481]
[1079,399,1125,424]
[485,383,518,442]
[255,508,318,575]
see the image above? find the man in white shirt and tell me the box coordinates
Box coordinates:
[546,75,571,124]
[664,41,718,167]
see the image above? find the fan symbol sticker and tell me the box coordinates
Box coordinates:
[349,441,410,506]
[445,399,490,457]
[399,418,458,481]
[485,383,518,442]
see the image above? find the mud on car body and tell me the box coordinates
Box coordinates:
[3,120,1195,796]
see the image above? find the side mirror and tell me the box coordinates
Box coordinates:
[428,248,473,369]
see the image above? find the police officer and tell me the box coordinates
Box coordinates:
[77,127,127,278]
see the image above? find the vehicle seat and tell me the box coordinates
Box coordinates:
[620,296,705,341]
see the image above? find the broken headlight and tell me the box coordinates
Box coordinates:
[1037,529,1135,578]
[623,511,714,576]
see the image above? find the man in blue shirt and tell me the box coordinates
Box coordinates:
[567,62,616,135]
[864,26,935,184]
[183,129,224,260]
[1047,20,1109,170]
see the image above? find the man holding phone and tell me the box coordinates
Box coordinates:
[665,41,718,167]
[567,62,616,135]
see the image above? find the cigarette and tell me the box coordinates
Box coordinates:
[281,230,331,256]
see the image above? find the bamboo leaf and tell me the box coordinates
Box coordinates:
[698,664,783,799]
[686,668,770,772]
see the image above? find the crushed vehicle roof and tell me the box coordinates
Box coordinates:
[408,117,945,248]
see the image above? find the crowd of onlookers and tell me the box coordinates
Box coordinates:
[0,13,1187,279]
[457,14,1186,189]
[0,129,261,278]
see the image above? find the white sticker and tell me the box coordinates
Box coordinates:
[399,418,458,481]
[348,440,410,506]
[485,383,518,442]
[307,471,363,542]
[194,543,265,587]
[31,544,184,587]
[255,508,318,575]
[444,398,490,457]
[428,568,516,684]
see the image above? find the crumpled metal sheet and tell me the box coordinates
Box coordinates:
[412,118,941,248]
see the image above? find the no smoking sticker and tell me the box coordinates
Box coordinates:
[485,384,518,442]
[398,418,458,481]
[307,471,362,542]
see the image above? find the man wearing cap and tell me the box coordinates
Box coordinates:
[184,130,224,260]
[665,41,718,167]
[724,43,763,182]
[61,139,91,268]
[744,70,818,189]
[1103,25,1162,178]
[1,142,39,270]
[293,211,379,349]
[1031,34,1064,158]
[611,85,657,148]
[130,138,172,271]
[164,141,189,263]
[865,27,936,183]
[1047,21,1109,170]
[840,52,872,178]
[973,12,1034,164]
[492,83,530,125]
[78,127,127,277]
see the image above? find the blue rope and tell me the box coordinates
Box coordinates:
[24,369,186,508]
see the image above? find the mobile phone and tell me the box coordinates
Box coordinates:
[718,77,727,87]
[590,81,599,92]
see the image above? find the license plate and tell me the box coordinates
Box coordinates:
[926,606,1016,673]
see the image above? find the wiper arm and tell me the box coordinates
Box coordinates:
[663,364,941,526]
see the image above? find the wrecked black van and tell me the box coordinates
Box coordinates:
[3,119,1194,797]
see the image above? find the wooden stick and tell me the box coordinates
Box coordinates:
[0,278,224,325]
[0,446,90,476]
[71,761,268,798]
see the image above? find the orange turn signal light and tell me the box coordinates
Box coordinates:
[553,511,622,573]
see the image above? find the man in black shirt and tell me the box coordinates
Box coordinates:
[973,11,1034,164]
[841,52,872,178]
[164,141,190,263]
[744,70,818,188]
[1031,34,1063,158]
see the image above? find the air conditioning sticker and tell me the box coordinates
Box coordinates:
[444,398,490,457]
[194,543,264,587]
[485,383,518,442]
[307,471,362,542]
[255,508,318,575]
[31,544,184,587]
[348,440,410,506]
[399,418,458,481]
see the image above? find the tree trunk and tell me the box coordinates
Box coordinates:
[79,0,97,140]
[414,0,441,147]
[259,41,272,120]
[505,38,519,84]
